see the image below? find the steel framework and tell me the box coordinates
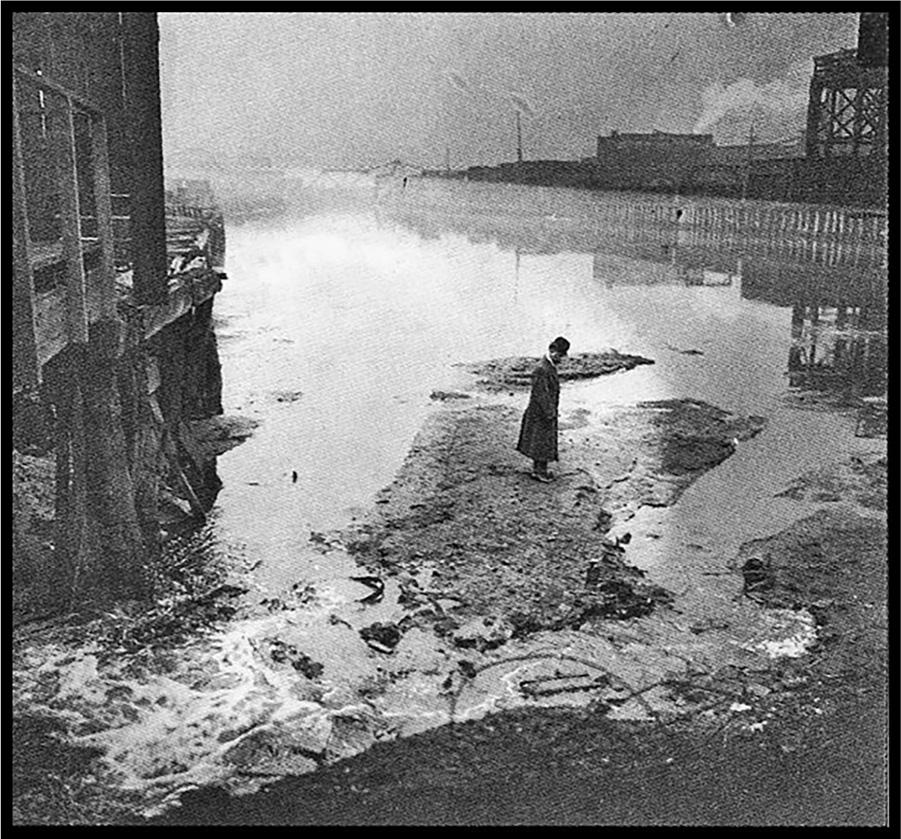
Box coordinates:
[806,48,888,159]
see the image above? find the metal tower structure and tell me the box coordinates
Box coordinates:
[805,12,888,160]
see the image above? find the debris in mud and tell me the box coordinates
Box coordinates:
[271,390,304,404]
[290,581,319,605]
[731,505,886,716]
[585,539,633,585]
[594,509,613,533]
[740,556,774,600]
[342,398,728,642]
[452,616,514,652]
[577,578,673,622]
[665,344,704,356]
[735,508,886,620]
[519,671,606,698]
[430,390,471,402]
[266,639,324,678]
[463,350,654,390]
[349,576,385,604]
[457,659,478,680]
[359,622,402,653]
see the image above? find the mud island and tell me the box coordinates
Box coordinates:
[12,348,886,824]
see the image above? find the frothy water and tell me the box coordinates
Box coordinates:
[13,177,886,814]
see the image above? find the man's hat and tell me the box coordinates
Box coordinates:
[550,336,570,356]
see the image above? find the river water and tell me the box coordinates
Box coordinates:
[212,175,886,596]
[14,175,887,814]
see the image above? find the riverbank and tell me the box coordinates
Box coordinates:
[11,349,887,825]
[150,437,888,825]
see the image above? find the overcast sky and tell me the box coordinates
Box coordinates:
[158,11,859,170]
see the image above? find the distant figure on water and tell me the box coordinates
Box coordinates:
[516,336,570,482]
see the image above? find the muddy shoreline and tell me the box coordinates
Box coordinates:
[11,351,887,825]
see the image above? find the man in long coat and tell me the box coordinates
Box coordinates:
[516,336,570,482]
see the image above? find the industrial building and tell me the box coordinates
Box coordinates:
[13,12,227,607]
[594,130,715,193]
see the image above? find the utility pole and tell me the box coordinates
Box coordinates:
[742,116,756,201]
[516,111,523,163]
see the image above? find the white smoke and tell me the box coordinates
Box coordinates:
[448,71,535,118]
[693,59,813,139]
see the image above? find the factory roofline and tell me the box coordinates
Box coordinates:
[600,130,715,144]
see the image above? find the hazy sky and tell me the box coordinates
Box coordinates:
[158,11,859,170]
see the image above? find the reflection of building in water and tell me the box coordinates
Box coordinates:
[592,241,741,289]
[741,258,887,400]
[787,301,886,399]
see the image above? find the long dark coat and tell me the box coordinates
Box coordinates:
[516,356,560,462]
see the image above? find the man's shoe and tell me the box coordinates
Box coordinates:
[530,471,553,483]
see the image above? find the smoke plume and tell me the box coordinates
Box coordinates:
[693,59,812,140]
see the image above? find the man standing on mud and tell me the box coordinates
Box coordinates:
[516,336,569,482]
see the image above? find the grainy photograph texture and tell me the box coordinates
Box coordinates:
[11,9,891,826]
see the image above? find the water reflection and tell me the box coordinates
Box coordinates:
[741,260,886,401]
[378,180,887,405]
[786,297,887,400]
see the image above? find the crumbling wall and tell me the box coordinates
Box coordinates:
[12,300,225,621]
